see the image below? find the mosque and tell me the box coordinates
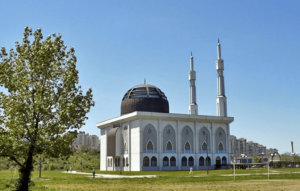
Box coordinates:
[97,40,234,171]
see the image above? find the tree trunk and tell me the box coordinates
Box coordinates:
[16,145,35,191]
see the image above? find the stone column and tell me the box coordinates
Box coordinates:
[158,119,162,171]
[177,120,181,170]
[227,124,231,164]
[211,122,215,166]
[194,121,197,168]
[128,121,131,171]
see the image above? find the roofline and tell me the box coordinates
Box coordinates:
[96,111,234,129]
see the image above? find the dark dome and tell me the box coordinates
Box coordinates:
[121,84,169,115]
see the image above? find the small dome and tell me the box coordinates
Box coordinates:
[121,84,169,115]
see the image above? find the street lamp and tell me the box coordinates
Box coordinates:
[271,153,277,167]
[241,154,247,169]
[206,133,209,175]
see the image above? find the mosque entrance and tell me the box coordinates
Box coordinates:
[215,156,221,169]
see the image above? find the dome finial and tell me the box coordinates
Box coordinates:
[191,51,192,56]
[218,38,220,44]
[144,78,146,84]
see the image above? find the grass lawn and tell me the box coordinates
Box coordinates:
[1,168,300,190]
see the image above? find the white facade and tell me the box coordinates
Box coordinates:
[97,112,233,171]
[97,40,234,171]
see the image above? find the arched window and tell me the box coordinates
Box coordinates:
[222,156,227,165]
[188,157,194,166]
[166,141,172,150]
[182,157,187,166]
[206,156,211,166]
[124,142,127,150]
[219,143,223,151]
[170,157,176,166]
[202,142,207,150]
[185,142,191,150]
[163,156,169,166]
[123,157,125,167]
[151,156,157,166]
[199,157,204,166]
[126,157,129,166]
[147,141,154,152]
[143,156,149,166]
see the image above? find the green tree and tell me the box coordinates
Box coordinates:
[253,156,261,163]
[0,27,94,190]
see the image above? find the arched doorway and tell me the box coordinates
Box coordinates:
[216,156,221,169]
[151,156,157,166]
[170,156,176,166]
[222,156,227,166]
[188,157,194,166]
[182,157,187,166]
[143,156,149,166]
[199,157,204,166]
[206,156,211,166]
[163,156,169,166]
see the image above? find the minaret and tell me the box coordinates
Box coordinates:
[216,39,227,116]
[189,52,198,115]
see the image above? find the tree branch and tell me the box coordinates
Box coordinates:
[0,155,25,168]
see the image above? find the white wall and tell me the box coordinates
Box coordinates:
[100,128,108,171]
[130,119,141,171]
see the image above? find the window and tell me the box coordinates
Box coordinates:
[222,156,227,165]
[199,157,204,166]
[188,157,194,166]
[123,157,125,167]
[202,142,207,150]
[206,156,211,166]
[151,157,157,166]
[170,157,176,166]
[147,141,154,151]
[143,156,150,166]
[124,142,127,150]
[166,141,172,150]
[181,157,187,166]
[185,142,191,150]
[219,143,223,151]
[163,157,169,166]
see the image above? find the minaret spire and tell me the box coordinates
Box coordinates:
[188,52,198,115]
[217,39,221,59]
[215,39,227,116]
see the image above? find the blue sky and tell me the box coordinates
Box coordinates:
[1,0,299,154]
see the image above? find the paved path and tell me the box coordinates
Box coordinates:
[63,171,156,178]
[63,171,300,178]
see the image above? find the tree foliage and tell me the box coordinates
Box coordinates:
[252,156,261,163]
[0,27,94,190]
